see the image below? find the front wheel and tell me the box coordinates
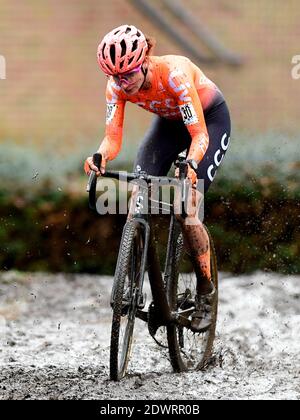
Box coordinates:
[110,220,146,381]
[167,224,218,372]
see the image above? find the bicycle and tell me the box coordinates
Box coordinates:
[87,153,218,381]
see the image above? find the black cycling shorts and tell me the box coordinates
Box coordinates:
[134,101,231,193]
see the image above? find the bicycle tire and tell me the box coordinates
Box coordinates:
[166,223,218,372]
[110,220,146,381]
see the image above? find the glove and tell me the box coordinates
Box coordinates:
[84,156,107,176]
[175,165,197,186]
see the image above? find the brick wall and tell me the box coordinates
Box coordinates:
[0,0,299,150]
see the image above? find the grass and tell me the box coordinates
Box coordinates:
[0,131,299,200]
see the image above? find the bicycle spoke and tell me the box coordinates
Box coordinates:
[167,229,218,372]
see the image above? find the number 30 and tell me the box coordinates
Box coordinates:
[183,106,192,120]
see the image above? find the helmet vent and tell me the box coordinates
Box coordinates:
[109,44,116,65]
[120,39,127,57]
[137,31,141,37]
[125,26,131,34]
[132,40,138,52]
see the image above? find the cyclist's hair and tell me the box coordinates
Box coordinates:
[145,35,156,56]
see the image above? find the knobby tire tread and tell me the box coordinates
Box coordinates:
[110,220,142,381]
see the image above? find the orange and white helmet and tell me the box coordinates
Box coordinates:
[97,25,148,75]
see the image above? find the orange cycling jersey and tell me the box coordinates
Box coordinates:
[101,55,224,164]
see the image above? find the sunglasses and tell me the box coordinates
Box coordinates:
[112,65,142,85]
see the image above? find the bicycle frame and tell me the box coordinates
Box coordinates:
[87,153,194,330]
[88,153,219,377]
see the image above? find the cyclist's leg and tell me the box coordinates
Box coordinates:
[176,101,231,294]
[180,101,231,331]
[196,101,231,193]
[132,101,231,183]
[130,102,231,279]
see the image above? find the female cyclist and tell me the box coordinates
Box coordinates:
[84,25,231,333]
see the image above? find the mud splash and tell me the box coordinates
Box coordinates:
[0,271,299,400]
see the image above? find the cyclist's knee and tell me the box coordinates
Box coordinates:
[174,186,204,222]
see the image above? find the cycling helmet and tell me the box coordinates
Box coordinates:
[97,25,148,75]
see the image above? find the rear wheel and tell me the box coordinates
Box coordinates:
[167,224,218,372]
[110,220,146,380]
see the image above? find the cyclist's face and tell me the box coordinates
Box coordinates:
[112,65,144,95]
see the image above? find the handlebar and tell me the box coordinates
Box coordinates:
[87,153,191,213]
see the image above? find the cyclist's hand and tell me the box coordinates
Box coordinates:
[175,166,197,186]
[84,156,107,177]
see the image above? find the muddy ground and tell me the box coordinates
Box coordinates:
[0,270,299,400]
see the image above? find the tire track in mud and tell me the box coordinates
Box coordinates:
[0,271,299,400]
